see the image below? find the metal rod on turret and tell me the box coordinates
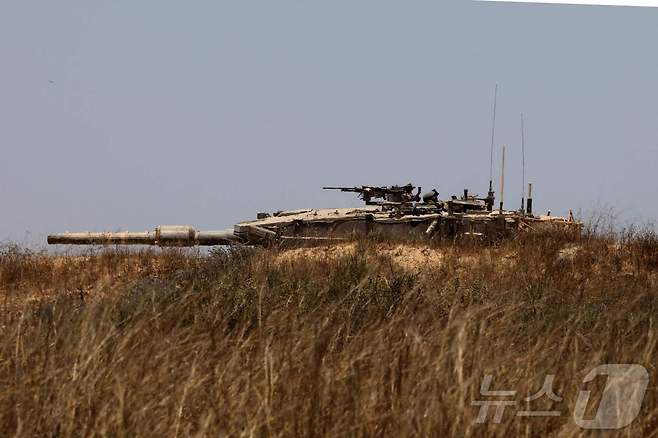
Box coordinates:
[489,84,498,196]
[521,113,526,214]
[499,145,506,212]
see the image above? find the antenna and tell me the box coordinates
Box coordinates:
[489,84,498,192]
[521,113,526,213]
[485,85,498,211]
[499,144,506,212]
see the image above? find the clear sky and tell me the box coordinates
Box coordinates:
[1,1,657,244]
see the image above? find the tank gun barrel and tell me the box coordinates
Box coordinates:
[48,231,154,245]
[48,226,241,247]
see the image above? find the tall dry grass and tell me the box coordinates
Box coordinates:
[0,228,656,437]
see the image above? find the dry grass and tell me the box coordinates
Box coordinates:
[0,228,657,437]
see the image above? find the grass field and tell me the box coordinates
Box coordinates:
[0,227,656,436]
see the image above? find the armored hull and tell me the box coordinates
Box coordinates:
[234,206,575,245]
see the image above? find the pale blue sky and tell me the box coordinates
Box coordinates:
[1,1,657,244]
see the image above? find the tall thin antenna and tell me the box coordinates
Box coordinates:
[489,84,498,191]
[521,113,526,213]
[499,144,506,212]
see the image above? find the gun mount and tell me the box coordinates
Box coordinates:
[322,184,421,206]
[48,183,580,248]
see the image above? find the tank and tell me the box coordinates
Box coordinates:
[47,183,580,247]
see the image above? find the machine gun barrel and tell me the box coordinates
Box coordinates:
[47,226,241,247]
[322,186,362,192]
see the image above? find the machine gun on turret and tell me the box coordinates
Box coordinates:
[323,184,421,206]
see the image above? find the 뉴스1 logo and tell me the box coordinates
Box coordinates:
[472,364,649,430]
[572,364,649,429]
